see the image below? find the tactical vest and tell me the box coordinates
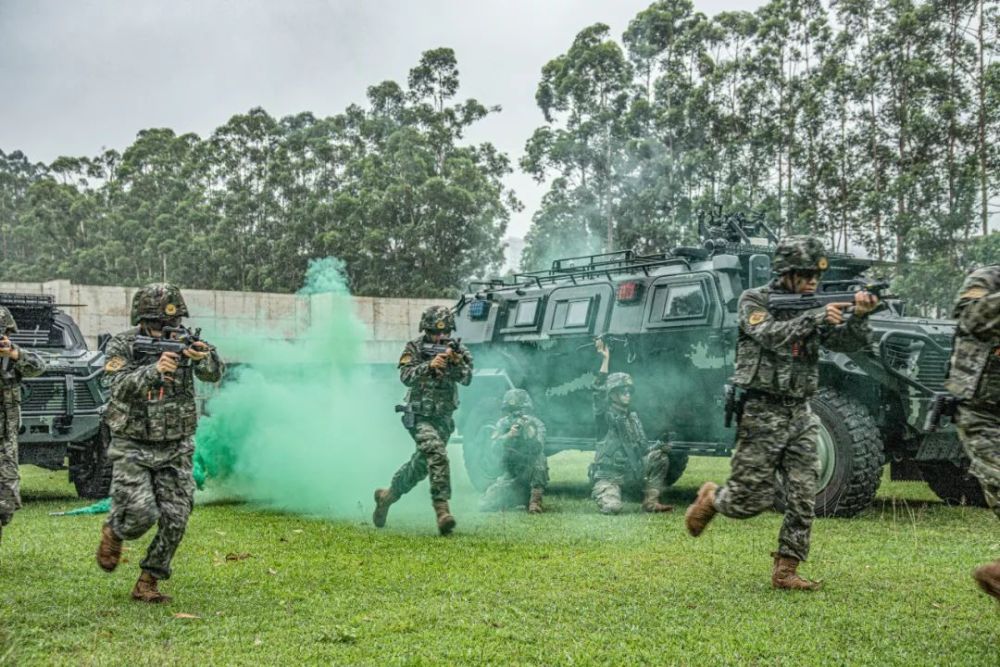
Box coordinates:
[945,269,1000,403]
[730,286,823,398]
[402,338,463,417]
[103,331,200,442]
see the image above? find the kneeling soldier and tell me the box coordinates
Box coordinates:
[479,389,549,514]
[590,338,673,515]
[0,306,45,546]
[373,306,473,535]
[95,284,223,603]
[685,236,877,590]
[945,264,1000,602]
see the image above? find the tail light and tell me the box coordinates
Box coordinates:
[617,281,641,303]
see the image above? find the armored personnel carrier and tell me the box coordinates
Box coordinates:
[3,293,111,498]
[453,212,980,517]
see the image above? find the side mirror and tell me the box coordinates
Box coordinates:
[97,333,111,353]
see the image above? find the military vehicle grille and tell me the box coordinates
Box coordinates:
[21,382,101,413]
[883,339,949,391]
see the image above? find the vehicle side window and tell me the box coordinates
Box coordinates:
[512,299,540,327]
[559,298,592,328]
[662,283,706,319]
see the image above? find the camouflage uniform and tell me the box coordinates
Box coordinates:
[590,372,671,514]
[0,306,45,539]
[388,336,473,502]
[479,390,549,512]
[374,306,472,534]
[945,265,1000,519]
[713,238,871,562]
[101,284,223,581]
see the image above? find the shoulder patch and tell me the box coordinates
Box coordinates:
[960,287,989,300]
[104,356,127,372]
[398,353,413,366]
[748,310,768,326]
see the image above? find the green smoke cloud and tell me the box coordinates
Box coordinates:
[193,258,432,520]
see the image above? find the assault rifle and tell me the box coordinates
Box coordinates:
[133,326,207,366]
[766,280,891,319]
[420,337,463,358]
[924,392,961,431]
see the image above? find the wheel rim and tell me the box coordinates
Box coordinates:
[816,421,836,492]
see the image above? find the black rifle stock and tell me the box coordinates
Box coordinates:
[132,326,206,366]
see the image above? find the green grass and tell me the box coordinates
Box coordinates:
[1,452,997,666]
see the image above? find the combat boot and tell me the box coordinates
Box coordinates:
[972,559,1000,601]
[528,488,544,514]
[96,524,123,572]
[372,488,398,528]
[685,481,718,536]
[771,553,822,591]
[432,499,456,535]
[131,571,172,604]
[641,487,674,513]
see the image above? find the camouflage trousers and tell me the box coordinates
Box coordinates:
[106,436,195,580]
[957,402,1000,520]
[479,455,549,512]
[0,431,20,527]
[591,445,671,514]
[714,397,819,562]
[390,417,454,502]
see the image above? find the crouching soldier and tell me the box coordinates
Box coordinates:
[95,283,223,603]
[945,264,1000,602]
[479,389,549,514]
[0,306,45,546]
[373,306,472,535]
[685,236,877,590]
[590,338,673,515]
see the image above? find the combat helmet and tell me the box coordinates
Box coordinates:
[605,372,634,395]
[130,283,189,326]
[502,388,534,414]
[0,306,17,334]
[419,305,455,333]
[772,236,829,275]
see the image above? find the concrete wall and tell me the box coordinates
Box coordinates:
[0,280,450,364]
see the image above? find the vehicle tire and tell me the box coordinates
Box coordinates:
[811,387,884,517]
[775,388,884,518]
[918,461,987,507]
[664,451,689,487]
[460,400,503,492]
[69,423,113,499]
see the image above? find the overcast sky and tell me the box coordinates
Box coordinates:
[0,0,761,237]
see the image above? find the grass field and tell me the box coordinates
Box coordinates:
[1,451,997,666]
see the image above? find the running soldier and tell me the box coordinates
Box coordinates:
[685,236,878,590]
[590,338,673,515]
[95,284,223,603]
[944,265,1000,601]
[373,305,473,535]
[478,389,548,514]
[0,306,45,546]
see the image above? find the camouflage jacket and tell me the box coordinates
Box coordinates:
[398,337,473,417]
[592,372,649,479]
[945,265,1000,403]
[730,282,872,398]
[101,328,224,442]
[492,413,546,470]
[0,346,45,435]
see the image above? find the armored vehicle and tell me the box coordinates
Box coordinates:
[453,213,980,517]
[4,293,111,498]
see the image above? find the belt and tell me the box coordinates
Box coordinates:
[743,389,807,408]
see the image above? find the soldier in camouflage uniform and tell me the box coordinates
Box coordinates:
[373,305,473,535]
[590,338,673,515]
[685,236,878,590]
[0,306,45,546]
[945,265,1000,601]
[95,283,223,603]
[478,389,549,514]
